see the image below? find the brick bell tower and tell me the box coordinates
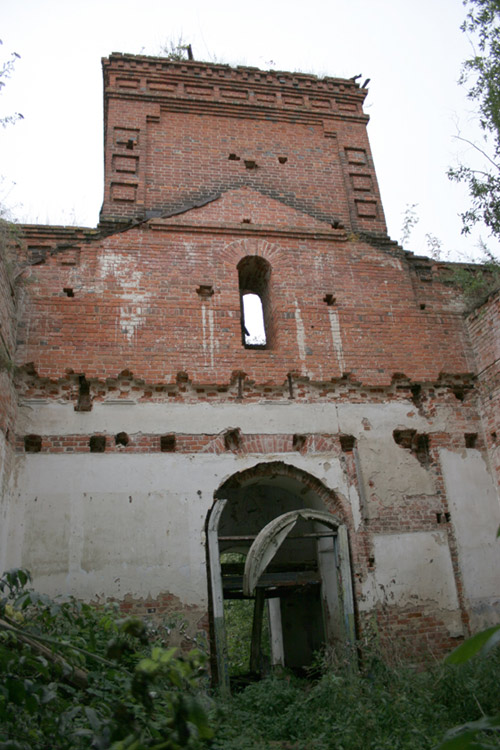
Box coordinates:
[100,53,386,235]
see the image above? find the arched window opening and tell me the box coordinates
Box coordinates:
[242,293,266,346]
[237,256,272,349]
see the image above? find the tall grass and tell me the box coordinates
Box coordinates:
[211,649,500,749]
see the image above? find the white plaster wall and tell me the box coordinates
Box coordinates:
[7,451,351,605]
[8,399,497,631]
[440,448,500,629]
[360,530,463,636]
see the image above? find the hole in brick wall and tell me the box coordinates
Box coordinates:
[331,221,343,230]
[24,434,42,453]
[244,159,257,169]
[160,434,176,452]
[340,434,356,452]
[292,433,307,451]
[445,512,451,523]
[410,384,422,407]
[228,153,240,161]
[63,288,74,297]
[452,387,465,401]
[278,156,288,164]
[420,303,426,310]
[323,294,336,306]
[196,285,214,298]
[115,432,129,447]
[75,375,92,412]
[436,512,442,524]
[393,429,430,467]
[176,371,189,384]
[242,218,252,224]
[89,435,106,453]
[126,139,134,150]
[224,428,242,451]
[368,556,375,568]
[491,431,497,442]
[465,433,478,448]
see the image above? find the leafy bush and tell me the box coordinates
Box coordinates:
[0,569,213,749]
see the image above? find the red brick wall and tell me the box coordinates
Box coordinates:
[0,228,20,496]
[16,225,473,388]
[467,291,500,490]
[101,55,386,235]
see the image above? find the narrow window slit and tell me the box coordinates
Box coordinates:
[238,255,271,349]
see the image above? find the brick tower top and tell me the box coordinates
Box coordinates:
[100,53,387,236]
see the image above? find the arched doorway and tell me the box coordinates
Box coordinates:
[207,462,355,692]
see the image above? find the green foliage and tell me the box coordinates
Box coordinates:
[212,650,500,750]
[448,1,500,238]
[448,243,500,306]
[0,569,213,749]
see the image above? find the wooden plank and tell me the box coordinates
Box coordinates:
[207,498,230,695]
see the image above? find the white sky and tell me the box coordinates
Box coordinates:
[1,0,498,261]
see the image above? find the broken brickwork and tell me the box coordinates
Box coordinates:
[0,55,499,677]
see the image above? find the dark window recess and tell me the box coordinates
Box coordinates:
[244,159,257,169]
[115,432,129,447]
[465,433,478,448]
[323,294,336,306]
[228,153,240,161]
[452,387,465,401]
[89,435,106,453]
[224,428,242,451]
[292,433,307,451]
[238,255,272,349]
[278,156,288,164]
[340,434,356,452]
[24,434,42,453]
[393,429,430,467]
[160,434,176,452]
[75,375,92,412]
[242,218,252,224]
[63,288,74,297]
[331,220,343,229]
[420,303,426,310]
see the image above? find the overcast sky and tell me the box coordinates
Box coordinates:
[1,0,498,262]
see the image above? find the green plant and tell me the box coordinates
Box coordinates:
[0,568,213,749]
[448,1,500,240]
[449,243,500,306]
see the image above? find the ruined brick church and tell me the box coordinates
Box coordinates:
[0,53,499,685]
